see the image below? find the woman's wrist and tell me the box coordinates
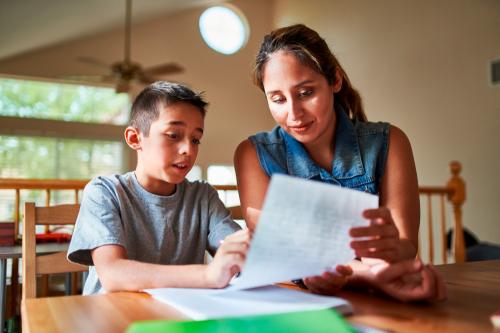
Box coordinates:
[397,239,418,261]
[344,260,377,290]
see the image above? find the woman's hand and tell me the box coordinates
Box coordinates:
[205,229,251,288]
[303,265,353,295]
[362,259,447,302]
[350,207,415,262]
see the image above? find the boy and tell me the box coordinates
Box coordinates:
[68,81,249,294]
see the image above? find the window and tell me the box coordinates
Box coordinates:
[0,77,129,124]
[0,77,130,222]
[199,5,249,55]
[207,165,239,207]
[0,77,130,180]
[207,165,237,185]
[186,165,202,182]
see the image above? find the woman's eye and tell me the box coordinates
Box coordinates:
[192,138,201,145]
[271,96,285,104]
[299,89,313,98]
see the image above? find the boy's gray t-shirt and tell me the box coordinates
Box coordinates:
[67,172,241,295]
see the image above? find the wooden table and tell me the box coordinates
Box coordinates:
[22,260,500,333]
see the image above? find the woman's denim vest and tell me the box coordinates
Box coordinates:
[249,104,390,194]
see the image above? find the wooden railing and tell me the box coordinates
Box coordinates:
[0,179,88,238]
[418,161,466,263]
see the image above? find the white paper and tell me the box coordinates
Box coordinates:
[145,285,352,320]
[226,174,378,291]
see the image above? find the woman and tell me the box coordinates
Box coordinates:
[234,24,445,301]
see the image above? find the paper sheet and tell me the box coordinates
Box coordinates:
[145,285,352,320]
[226,174,378,291]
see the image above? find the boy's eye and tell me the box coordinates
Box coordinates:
[166,133,180,140]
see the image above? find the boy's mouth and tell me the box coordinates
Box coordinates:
[172,163,188,170]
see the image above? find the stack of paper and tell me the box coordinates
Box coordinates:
[228,174,378,290]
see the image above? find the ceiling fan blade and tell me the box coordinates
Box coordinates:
[77,56,111,69]
[137,72,158,85]
[58,74,116,83]
[142,63,184,76]
[116,80,131,94]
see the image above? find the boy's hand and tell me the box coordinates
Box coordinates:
[303,265,353,295]
[204,229,252,288]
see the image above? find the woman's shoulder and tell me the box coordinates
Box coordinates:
[352,119,391,137]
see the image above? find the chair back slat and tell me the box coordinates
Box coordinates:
[37,252,87,275]
[35,204,81,225]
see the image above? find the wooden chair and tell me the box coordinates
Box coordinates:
[21,202,87,300]
[418,161,466,264]
[228,205,244,220]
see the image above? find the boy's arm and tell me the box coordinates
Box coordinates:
[92,229,250,292]
[92,245,208,291]
[206,184,242,256]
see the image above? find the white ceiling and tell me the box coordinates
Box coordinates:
[0,0,220,60]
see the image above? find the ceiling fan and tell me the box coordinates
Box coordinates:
[75,0,184,93]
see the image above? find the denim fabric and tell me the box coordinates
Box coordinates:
[249,104,390,194]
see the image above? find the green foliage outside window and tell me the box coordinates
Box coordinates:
[0,78,129,124]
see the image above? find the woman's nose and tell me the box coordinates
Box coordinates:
[287,98,304,121]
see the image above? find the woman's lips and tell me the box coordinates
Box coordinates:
[289,121,313,133]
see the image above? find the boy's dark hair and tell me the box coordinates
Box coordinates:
[130,81,208,136]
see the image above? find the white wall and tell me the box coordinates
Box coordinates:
[273,0,500,245]
[0,0,276,173]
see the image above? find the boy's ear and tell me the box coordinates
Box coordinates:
[124,126,142,151]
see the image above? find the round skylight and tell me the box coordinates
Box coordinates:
[199,5,249,55]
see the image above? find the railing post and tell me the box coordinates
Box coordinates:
[446,161,466,263]
[14,189,20,240]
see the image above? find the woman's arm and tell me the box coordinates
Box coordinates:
[350,125,419,262]
[381,125,420,256]
[348,259,447,302]
[234,139,270,230]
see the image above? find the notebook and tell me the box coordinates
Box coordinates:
[145,285,352,320]
[125,308,353,333]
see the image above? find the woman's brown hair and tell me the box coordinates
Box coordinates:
[253,24,367,122]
